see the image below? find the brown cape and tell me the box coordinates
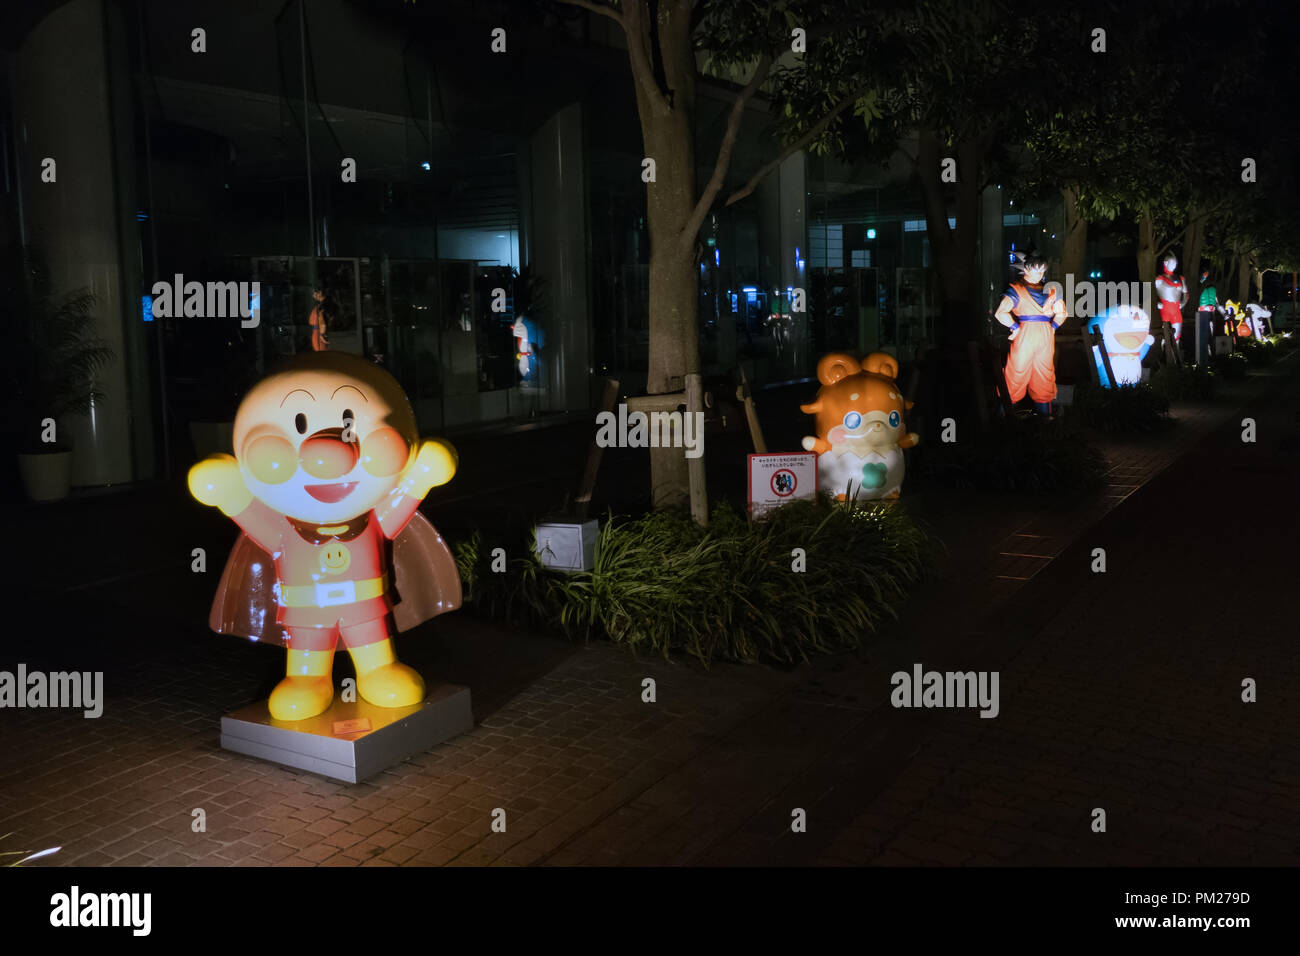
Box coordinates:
[208,511,462,645]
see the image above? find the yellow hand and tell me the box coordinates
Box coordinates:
[408,439,458,496]
[188,454,253,516]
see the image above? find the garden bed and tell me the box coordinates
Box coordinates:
[453,497,937,666]
[1070,379,1171,433]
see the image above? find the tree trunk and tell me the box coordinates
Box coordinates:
[632,0,698,510]
[915,128,983,346]
[1237,253,1251,303]
[1136,204,1158,284]
[1181,210,1205,327]
[644,177,699,395]
[913,128,990,438]
[645,246,698,509]
[1061,185,1088,287]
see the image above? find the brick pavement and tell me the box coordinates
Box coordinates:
[795,363,1300,866]
[1,359,1295,866]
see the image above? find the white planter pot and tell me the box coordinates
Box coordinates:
[18,451,73,502]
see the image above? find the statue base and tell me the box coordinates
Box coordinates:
[220,684,473,783]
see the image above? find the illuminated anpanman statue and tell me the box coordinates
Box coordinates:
[188,352,461,721]
[801,352,920,501]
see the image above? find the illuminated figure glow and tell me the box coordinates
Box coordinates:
[1223,300,1253,338]
[1085,305,1155,387]
[308,288,330,352]
[800,352,919,501]
[512,315,544,384]
[994,255,1067,416]
[512,316,533,380]
[188,351,460,721]
[1245,302,1272,339]
[1195,269,1221,366]
[1155,254,1188,344]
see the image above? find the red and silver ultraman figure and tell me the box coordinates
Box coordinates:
[1154,254,1188,344]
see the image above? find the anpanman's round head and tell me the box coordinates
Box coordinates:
[232,352,418,523]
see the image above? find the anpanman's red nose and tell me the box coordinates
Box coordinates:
[299,432,358,480]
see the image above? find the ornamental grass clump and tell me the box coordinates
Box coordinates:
[1150,362,1218,402]
[1237,338,1278,365]
[454,497,934,666]
[1212,351,1248,380]
[1070,379,1171,433]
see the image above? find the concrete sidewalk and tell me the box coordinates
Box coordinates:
[1,360,1295,866]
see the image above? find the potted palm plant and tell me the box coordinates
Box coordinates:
[11,249,114,502]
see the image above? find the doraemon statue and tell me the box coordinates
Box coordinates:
[1085,305,1155,387]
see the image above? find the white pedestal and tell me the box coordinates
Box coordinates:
[220,684,473,783]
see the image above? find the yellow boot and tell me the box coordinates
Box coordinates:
[349,639,425,708]
[268,649,335,720]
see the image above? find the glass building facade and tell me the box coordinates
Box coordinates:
[1,0,1056,488]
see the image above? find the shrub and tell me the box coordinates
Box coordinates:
[1237,338,1278,365]
[920,414,1107,493]
[1070,379,1171,433]
[1212,351,1248,381]
[453,497,936,666]
[1267,332,1297,351]
[1150,362,1218,402]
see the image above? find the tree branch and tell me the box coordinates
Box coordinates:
[622,0,670,114]
[559,0,669,114]
[722,84,870,210]
[1201,193,1233,221]
[915,128,954,254]
[895,140,919,170]
[675,54,773,254]
[555,0,622,24]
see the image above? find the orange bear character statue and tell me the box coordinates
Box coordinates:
[800,352,920,501]
[188,351,462,722]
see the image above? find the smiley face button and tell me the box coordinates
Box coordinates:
[320,542,352,576]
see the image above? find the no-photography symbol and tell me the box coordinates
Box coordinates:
[771,469,797,497]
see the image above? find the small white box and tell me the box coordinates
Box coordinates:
[534,520,599,572]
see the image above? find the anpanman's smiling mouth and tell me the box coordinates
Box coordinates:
[304,481,358,503]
